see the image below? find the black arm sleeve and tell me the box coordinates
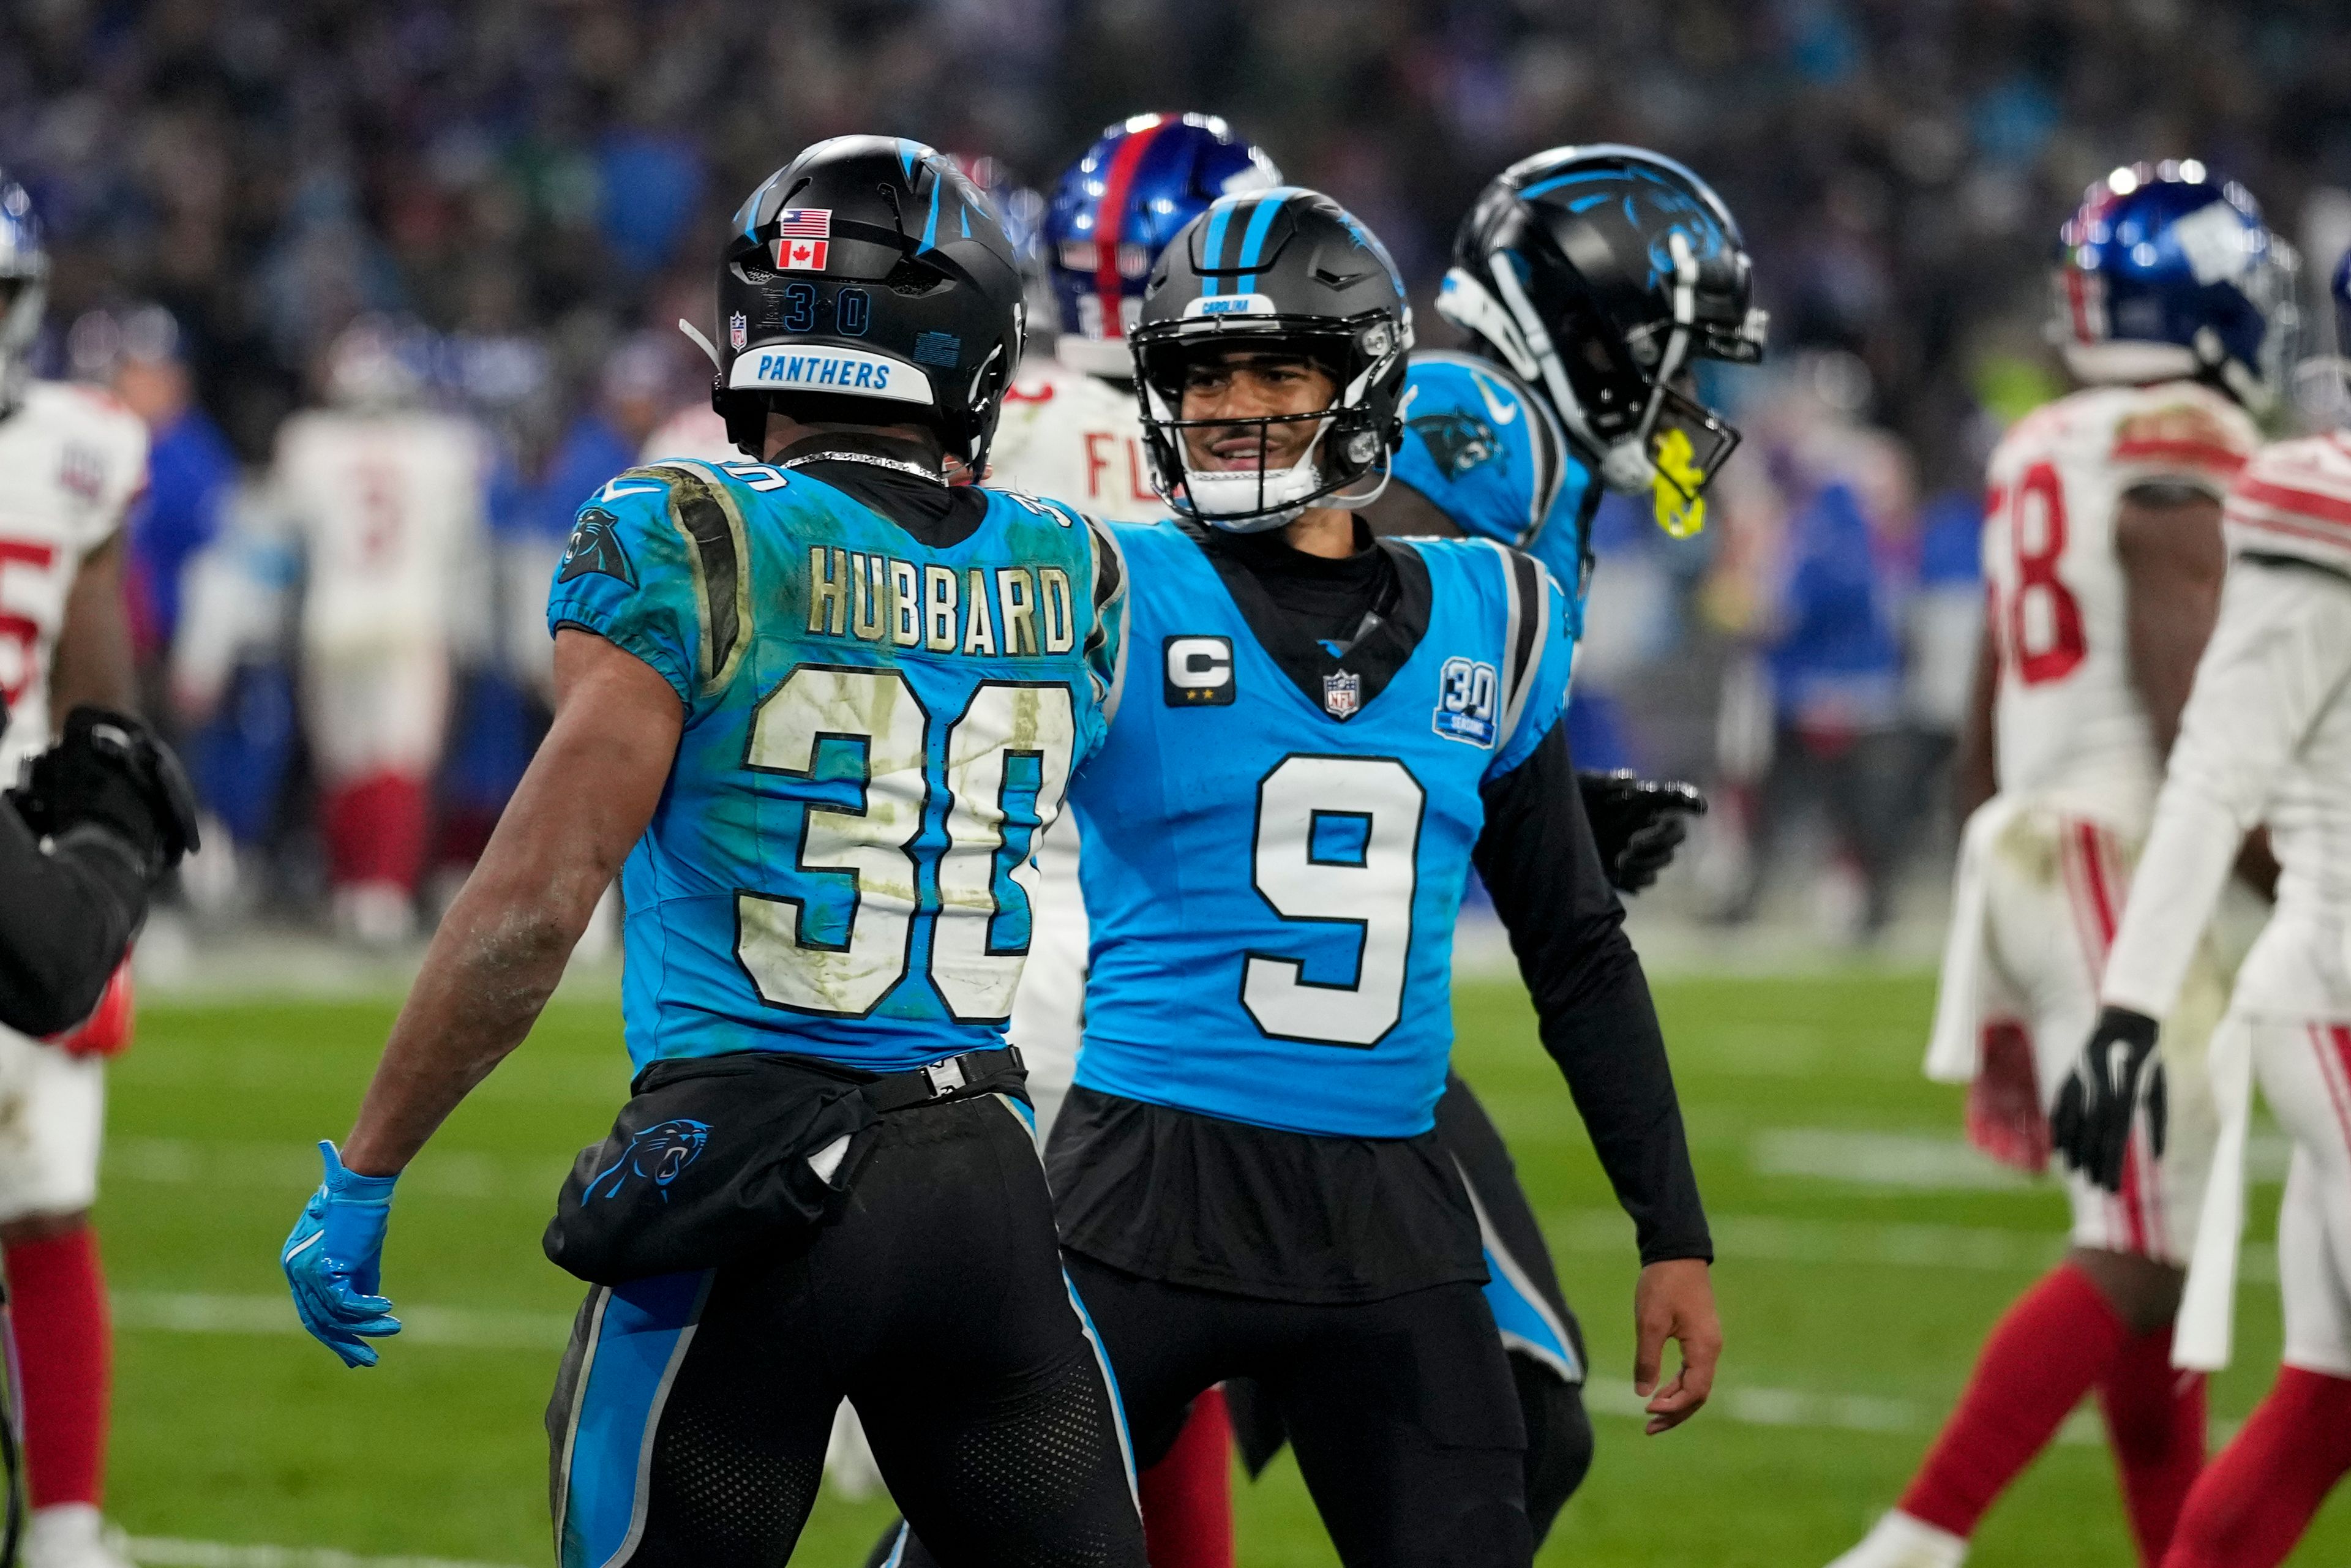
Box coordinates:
[0,812,148,1037]
[1471,720,1712,1264]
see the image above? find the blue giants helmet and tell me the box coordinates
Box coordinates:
[2054,160,2298,413]
[0,174,48,416]
[1044,113,1281,378]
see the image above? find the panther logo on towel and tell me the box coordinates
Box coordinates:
[584,1119,711,1204]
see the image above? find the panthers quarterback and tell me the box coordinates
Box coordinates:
[0,172,154,1568]
[280,137,1146,1566]
[891,185,1718,1568]
[2050,245,2351,1568]
[1833,163,2289,1568]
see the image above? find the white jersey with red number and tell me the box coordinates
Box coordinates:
[1984,380,2259,830]
[274,410,488,658]
[0,381,149,774]
[984,359,1164,523]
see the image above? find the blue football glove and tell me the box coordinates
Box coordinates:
[282,1141,402,1368]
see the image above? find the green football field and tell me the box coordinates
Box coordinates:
[97,970,2351,1567]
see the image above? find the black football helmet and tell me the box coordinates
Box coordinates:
[1441,145,1766,536]
[1130,187,1412,531]
[707,137,1027,467]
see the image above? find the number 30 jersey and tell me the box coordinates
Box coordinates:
[1070,522,1572,1138]
[546,459,1128,1074]
[1983,380,2256,829]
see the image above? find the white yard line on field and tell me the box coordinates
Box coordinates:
[1543,1205,2280,1285]
[129,1538,530,1568]
[1747,1127,2293,1190]
[111,1291,572,1349]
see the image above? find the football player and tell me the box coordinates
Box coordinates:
[891,186,1717,1568]
[272,320,490,945]
[280,138,1146,1566]
[0,173,157,1568]
[1832,164,2292,1568]
[2050,246,2351,1568]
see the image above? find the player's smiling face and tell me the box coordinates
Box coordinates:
[1177,348,1337,472]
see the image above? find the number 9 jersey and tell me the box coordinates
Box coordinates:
[1983,380,2257,827]
[546,459,1129,1074]
[1069,521,1573,1138]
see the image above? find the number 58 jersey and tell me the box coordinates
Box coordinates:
[547,460,1128,1075]
[1984,380,2256,828]
[1070,522,1572,1138]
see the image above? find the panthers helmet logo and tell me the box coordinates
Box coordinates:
[584,1118,711,1204]
[1408,412,1499,479]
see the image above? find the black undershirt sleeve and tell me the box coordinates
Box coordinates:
[1472,719,1712,1265]
[0,812,147,1037]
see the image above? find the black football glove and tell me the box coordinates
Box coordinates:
[2051,1005,2164,1193]
[1578,770,1707,894]
[9,706,200,879]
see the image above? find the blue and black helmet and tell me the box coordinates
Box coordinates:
[2053,160,2298,413]
[1043,113,1281,378]
[708,137,1028,465]
[1439,144,1764,534]
[1131,187,1412,531]
[0,173,48,416]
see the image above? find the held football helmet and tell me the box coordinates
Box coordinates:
[2054,161,2298,414]
[0,176,48,418]
[1044,113,1281,378]
[1130,188,1411,531]
[707,137,1027,467]
[1440,145,1764,537]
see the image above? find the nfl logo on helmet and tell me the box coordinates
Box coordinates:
[728,311,747,351]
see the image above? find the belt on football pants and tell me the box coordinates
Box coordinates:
[865,1045,1027,1114]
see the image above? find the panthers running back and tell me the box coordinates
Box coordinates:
[1835,163,2287,1568]
[282,138,1146,1567]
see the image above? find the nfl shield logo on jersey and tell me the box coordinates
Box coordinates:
[729,312,748,351]
[1322,670,1362,718]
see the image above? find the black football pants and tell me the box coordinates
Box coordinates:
[546,1093,1144,1568]
[893,1250,1531,1568]
[1225,1073,1595,1544]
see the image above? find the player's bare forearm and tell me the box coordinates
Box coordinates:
[2116,486,2225,760]
[1634,1257,1720,1435]
[339,631,681,1176]
[50,533,139,719]
[1952,617,1997,825]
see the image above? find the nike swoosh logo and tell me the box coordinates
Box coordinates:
[598,481,666,503]
[1471,371,1518,427]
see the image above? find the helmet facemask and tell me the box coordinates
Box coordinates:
[1132,316,1404,532]
[0,186,49,419]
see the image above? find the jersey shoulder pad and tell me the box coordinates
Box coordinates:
[547,463,751,703]
[1394,351,1567,546]
[2223,432,2351,568]
[2106,381,2258,492]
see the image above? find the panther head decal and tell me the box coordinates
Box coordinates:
[1408,411,1500,479]
[583,1118,711,1204]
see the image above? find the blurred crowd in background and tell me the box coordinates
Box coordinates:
[8,0,2351,945]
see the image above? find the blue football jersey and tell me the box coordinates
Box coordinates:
[1393,350,1595,639]
[1070,522,1572,1138]
[546,459,1128,1074]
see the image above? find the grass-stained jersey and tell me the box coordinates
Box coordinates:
[546,458,1128,1073]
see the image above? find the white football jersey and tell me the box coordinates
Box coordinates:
[0,381,149,773]
[274,410,488,657]
[1984,380,2258,828]
[984,359,1164,522]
